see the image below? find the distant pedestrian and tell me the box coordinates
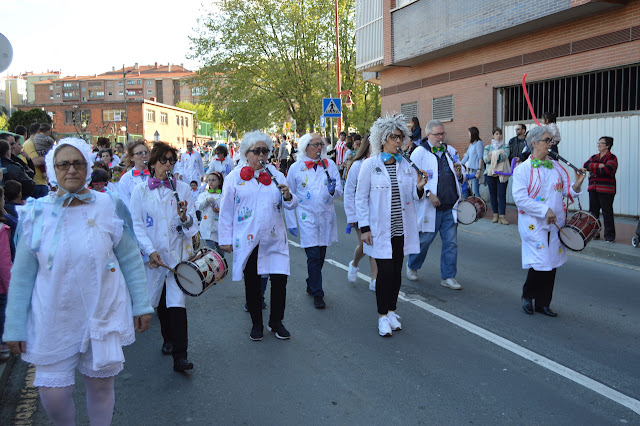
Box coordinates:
[460,126,484,197]
[508,123,528,163]
[483,127,510,225]
[583,136,617,242]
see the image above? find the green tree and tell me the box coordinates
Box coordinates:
[0,114,8,131]
[7,109,52,133]
[189,0,379,136]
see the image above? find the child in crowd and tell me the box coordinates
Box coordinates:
[89,168,111,193]
[100,148,115,168]
[196,172,223,252]
[33,133,55,179]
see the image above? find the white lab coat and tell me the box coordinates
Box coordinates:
[208,156,235,178]
[117,168,150,207]
[512,159,581,271]
[284,156,342,248]
[355,155,422,259]
[176,151,205,185]
[410,144,463,233]
[343,159,363,224]
[218,164,298,281]
[197,190,221,241]
[129,180,199,308]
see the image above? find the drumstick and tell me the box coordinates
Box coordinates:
[554,223,570,239]
[159,263,189,281]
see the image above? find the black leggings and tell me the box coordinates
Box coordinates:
[374,236,404,315]
[157,284,188,360]
[522,268,557,308]
[244,246,287,327]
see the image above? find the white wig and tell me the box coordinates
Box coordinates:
[298,133,327,160]
[45,137,94,187]
[239,131,273,162]
[525,125,552,151]
[369,114,410,156]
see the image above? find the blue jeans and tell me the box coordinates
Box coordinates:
[407,208,458,280]
[467,176,480,197]
[485,175,507,215]
[305,246,327,297]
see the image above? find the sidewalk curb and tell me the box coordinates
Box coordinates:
[581,245,640,268]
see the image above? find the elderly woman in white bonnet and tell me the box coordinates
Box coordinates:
[3,138,153,425]
[355,114,427,337]
[218,131,298,341]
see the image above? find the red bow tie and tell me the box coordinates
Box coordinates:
[305,159,328,169]
[133,169,150,177]
[215,158,224,162]
[148,177,176,190]
[186,151,194,155]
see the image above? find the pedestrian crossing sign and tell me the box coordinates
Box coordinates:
[323,98,342,117]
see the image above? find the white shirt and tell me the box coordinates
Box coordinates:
[196,190,221,241]
[344,159,364,224]
[116,167,150,207]
[208,156,235,178]
[176,151,205,185]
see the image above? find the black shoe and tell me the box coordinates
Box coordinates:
[250,325,263,341]
[161,342,174,355]
[267,323,291,340]
[522,298,533,315]
[535,306,558,317]
[314,295,326,309]
[173,358,194,372]
[306,286,312,295]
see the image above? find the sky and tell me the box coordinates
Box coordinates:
[1,0,218,77]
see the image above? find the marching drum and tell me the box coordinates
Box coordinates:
[559,211,601,251]
[174,249,228,296]
[457,196,487,225]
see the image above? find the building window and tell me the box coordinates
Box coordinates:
[63,92,79,99]
[180,117,184,126]
[103,109,126,122]
[160,112,168,124]
[119,91,123,96]
[147,90,152,95]
[56,93,61,98]
[89,90,104,99]
[49,95,53,99]
[176,116,180,125]
[146,109,156,122]
[137,79,141,85]
[502,64,640,122]
[118,81,123,86]
[185,118,188,127]
[126,90,136,96]
[65,110,91,124]
[147,80,153,85]
[108,92,113,96]
[49,85,53,90]
[63,82,78,89]
[432,95,454,122]
[127,80,136,85]
[400,102,418,124]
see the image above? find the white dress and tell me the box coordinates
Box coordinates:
[218,164,298,281]
[176,151,205,185]
[197,190,221,242]
[129,180,199,308]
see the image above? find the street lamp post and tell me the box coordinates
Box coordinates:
[334,0,342,132]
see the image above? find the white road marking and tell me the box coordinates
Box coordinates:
[289,240,640,416]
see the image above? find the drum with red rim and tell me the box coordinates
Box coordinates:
[174,249,228,296]
[559,211,601,251]
[457,196,487,225]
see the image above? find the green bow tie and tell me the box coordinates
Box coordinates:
[531,159,553,169]
[431,146,445,153]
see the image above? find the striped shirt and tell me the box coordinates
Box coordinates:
[386,163,404,237]
[335,140,347,165]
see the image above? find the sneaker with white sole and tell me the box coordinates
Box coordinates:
[378,316,392,337]
[347,261,358,283]
[369,279,376,292]
[440,278,462,290]
[406,265,418,281]
[387,312,402,330]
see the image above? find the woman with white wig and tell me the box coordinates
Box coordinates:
[284,133,342,309]
[3,138,153,425]
[218,131,298,341]
[355,115,427,337]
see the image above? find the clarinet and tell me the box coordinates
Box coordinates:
[317,154,333,181]
[396,148,429,179]
[259,160,280,186]
[165,171,184,214]
[547,150,586,175]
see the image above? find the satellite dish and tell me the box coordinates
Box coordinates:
[0,33,14,73]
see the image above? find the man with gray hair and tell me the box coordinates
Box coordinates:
[406,120,465,289]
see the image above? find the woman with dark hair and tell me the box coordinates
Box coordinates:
[542,112,561,154]
[483,127,510,225]
[208,143,234,178]
[410,117,422,143]
[13,125,27,145]
[344,134,378,291]
[129,142,198,372]
[117,140,150,206]
[0,139,35,199]
[100,149,115,168]
[584,136,617,242]
[461,126,484,197]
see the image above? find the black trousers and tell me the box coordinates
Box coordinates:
[522,268,557,308]
[589,190,616,241]
[374,236,404,315]
[157,284,188,360]
[244,246,287,327]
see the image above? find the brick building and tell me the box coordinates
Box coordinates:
[18,99,195,150]
[32,63,201,106]
[356,0,640,216]
[21,71,62,104]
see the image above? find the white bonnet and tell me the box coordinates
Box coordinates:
[45,137,94,187]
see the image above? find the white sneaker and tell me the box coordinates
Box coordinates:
[387,312,402,331]
[440,278,462,290]
[406,265,418,281]
[378,316,392,337]
[369,279,376,292]
[347,261,358,283]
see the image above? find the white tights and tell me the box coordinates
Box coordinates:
[39,376,115,426]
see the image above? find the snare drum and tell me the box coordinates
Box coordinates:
[457,196,487,225]
[559,211,601,251]
[174,249,228,296]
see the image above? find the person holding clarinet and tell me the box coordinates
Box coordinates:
[129,142,199,372]
[285,133,342,310]
[218,131,297,341]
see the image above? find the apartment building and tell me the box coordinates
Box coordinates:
[356,0,640,216]
[21,71,62,104]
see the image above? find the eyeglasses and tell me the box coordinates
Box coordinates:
[133,151,149,157]
[158,156,177,164]
[537,138,553,144]
[389,134,404,141]
[54,160,88,171]
[247,147,270,155]
[431,132,446,137]
[308,142,324,147]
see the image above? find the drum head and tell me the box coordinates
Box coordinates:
[457,201,477,225]
[559,226,586,251]
[175,263,204,296]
